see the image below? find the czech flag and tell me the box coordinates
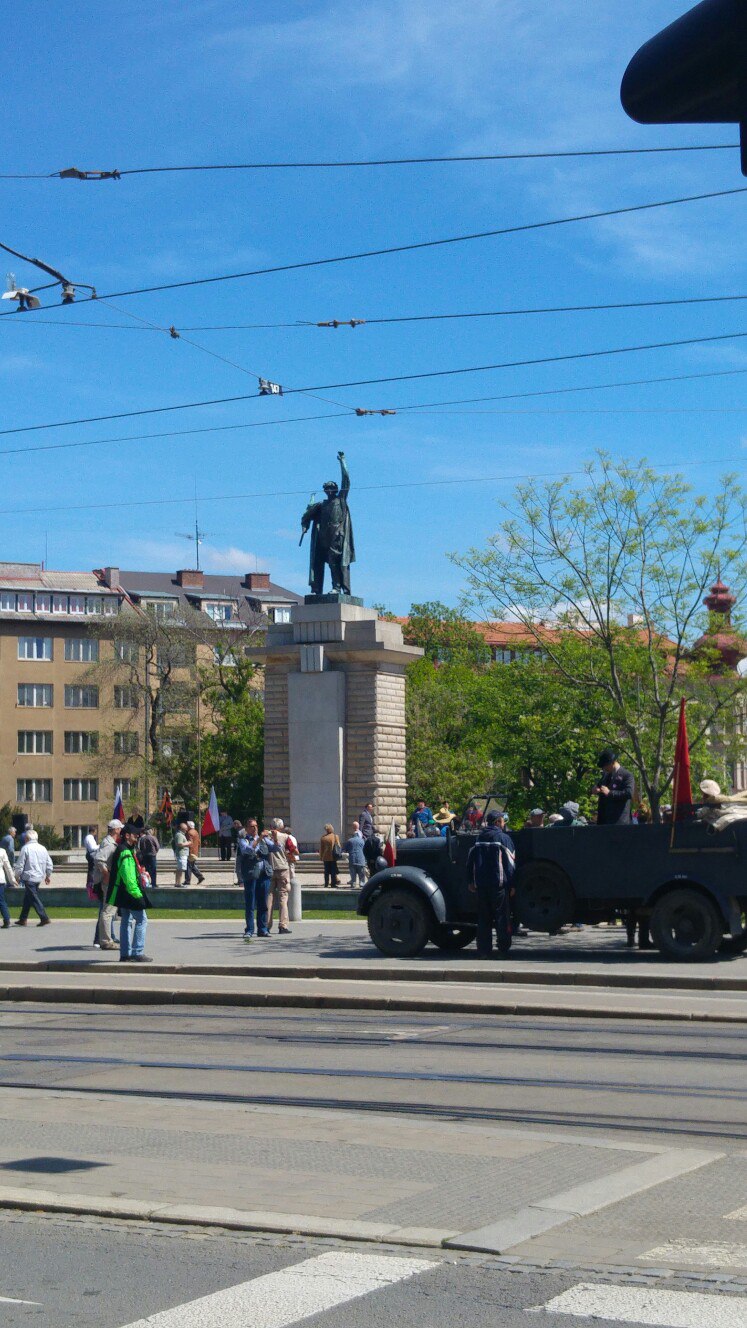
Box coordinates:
[383,818,397,867]
[201,785,220,838]
[113,785,124,823]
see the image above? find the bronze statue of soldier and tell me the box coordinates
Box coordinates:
[300,451,355,595]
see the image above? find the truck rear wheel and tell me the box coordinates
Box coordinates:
[367,888,431,957]
[429,923,476,951]
[650,888,722,961]
[514,861,574,933]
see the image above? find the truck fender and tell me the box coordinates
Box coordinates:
[357,866,447,923]
[642,876,732,928]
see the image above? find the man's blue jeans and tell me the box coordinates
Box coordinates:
[120,908,147,958]
[0,884,9,926]
[242,875,269,935]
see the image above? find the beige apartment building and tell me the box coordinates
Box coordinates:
[0,562,299,842]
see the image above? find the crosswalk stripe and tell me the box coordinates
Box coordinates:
[535,1281,747,1326]
[641,1240,747,1268]
[120,1250,439,1328]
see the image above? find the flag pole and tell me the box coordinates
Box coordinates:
[669,759,680,851]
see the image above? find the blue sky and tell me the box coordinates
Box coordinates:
[2,0,746,610]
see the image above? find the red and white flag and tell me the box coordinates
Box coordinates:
[201,785,220,838]
[383,818,397,867]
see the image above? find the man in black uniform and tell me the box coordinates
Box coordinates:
[594,748,635,825]
[467,810,516,958]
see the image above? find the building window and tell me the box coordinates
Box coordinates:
[160,641,194,669]
[63,825,94,848]
[114,685,139,709]
[18,730,53,755]
[65,637,99,662]
[85,596,102,616]
[160,681,192,713]
[205,601,232,622]
[270,607,291,624]
[18,636,53,661]
[114,640,138,664]
[52,594,68,614]
[159,731,191,758]
[103,598,118,617]
[16,778,52,803]
[16,590,33,612]
[114,731,138,755]
[145,600,176,620]
[64,778,99,802]
[68,594,86,615]
[214,647,238,666]
[64,730,99,754]
[18,683,53,707]
[35,592,52,613]
[65,685,99,709]
[114,778,138,799]
[0,591,15,611]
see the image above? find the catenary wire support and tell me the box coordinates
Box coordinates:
[355,408,396,416]
[57,167,121,181]
[317,319,366,328]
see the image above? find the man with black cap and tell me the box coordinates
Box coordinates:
[467,809,516,958]
[594,749,635,825]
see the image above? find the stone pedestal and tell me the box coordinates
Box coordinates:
[247,601,422,847]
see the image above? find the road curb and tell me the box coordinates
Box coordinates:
[0,960,745,992]
[0,1185,454,1248]
[0,981,745,1021]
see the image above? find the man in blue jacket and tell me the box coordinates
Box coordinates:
[467,810,516,958]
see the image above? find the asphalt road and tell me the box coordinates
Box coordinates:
[0,1004,743,1145]
[2,1212,747,1328]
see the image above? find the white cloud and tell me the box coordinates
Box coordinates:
[201,543,268,573]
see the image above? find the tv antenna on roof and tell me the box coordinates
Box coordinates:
[175,516,213,571]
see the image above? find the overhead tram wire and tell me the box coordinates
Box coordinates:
[6,364,747,460]
[5,327,747,439]
[0,142,739,179]
[1,184,745,316]
[7,291,747,333]
[95,298,358,413]
[0,453,739,521]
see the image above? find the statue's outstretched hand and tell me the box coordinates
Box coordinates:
[337,450,345,460]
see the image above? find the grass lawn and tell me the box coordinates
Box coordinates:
[47,908,359,921]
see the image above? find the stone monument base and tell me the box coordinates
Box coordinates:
[247,600,422,848]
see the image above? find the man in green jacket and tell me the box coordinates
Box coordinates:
[106,822,153,963]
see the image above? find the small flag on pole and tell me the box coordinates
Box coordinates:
[158,790,174,827]
[201,785,220,838]
[383,818,397,867]
[113,785,124,823]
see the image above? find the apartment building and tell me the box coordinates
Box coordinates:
[0,562,300,841]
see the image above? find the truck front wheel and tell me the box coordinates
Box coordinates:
[650,888,723,961]
[367,888,431,957]
[429,923,476,951]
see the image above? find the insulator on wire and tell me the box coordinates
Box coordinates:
[317,319,366,328]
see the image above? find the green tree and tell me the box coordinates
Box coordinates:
[406,658,494,812]
[456,453,747,819]
[404,600,490,666]
[172,655,265,820]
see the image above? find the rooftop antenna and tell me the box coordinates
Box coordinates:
[175,489,212,571]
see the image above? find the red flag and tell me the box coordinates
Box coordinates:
[201,785,220,838]
[671,697,693,822]
[158,790,174,827]
[383,818,397,867]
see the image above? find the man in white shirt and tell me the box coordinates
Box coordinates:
[14,830,53,926]
[0,843,14,927]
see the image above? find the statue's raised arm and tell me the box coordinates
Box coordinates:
[338,450,350,499]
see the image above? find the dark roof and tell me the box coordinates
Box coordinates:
[115,570,302,605]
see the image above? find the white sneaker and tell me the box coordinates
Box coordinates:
[243,932,254,943]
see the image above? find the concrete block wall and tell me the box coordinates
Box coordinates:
[263,666,291,823]
[344,667,407,832]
